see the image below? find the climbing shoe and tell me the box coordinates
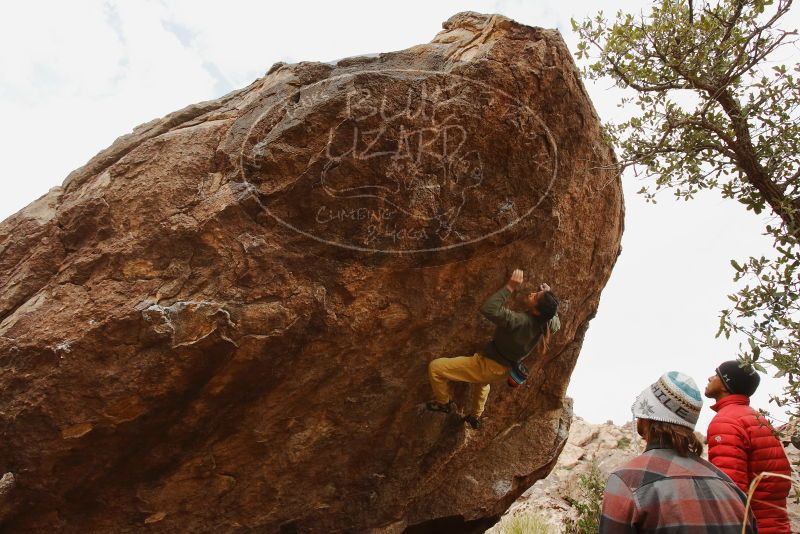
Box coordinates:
[463,415,481,429]
[425,400,455,414]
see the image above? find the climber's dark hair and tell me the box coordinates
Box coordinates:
[536,291,559,322]
[534,291,560,356]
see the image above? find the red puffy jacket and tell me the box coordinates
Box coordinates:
[708,394,792,534]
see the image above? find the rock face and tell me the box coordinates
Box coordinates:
[0,11,622,533]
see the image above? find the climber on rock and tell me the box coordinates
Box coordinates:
[426,268,560,429]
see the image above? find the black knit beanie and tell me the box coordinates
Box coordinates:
[716,360,760,397]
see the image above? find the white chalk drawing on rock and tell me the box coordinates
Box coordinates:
[238,69,557,254]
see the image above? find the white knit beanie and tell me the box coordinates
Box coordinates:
[631,371,703,430]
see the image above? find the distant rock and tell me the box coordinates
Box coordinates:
[490,416,800,532]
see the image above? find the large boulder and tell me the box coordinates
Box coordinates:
[0,11,623,533]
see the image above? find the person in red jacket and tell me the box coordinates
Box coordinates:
[705,360,793,534]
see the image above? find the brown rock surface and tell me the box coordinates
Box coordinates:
[0,11,622,533]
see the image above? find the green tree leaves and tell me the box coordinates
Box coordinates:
[575,0,800,419]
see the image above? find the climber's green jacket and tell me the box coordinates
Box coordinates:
[480,287,560,366]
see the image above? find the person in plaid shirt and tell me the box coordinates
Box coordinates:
[600,371,757,534]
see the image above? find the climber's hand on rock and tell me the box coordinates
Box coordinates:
[506,269,523,292]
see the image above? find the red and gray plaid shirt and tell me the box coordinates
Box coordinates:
[600,445,757,533]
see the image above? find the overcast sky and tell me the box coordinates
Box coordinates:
[1,0,797,432]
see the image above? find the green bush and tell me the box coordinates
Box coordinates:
[563,461,605,534]
[495,512,555,534]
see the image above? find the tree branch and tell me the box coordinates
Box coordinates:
[715,87,800,238]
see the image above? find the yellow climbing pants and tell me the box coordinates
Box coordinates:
[428,352,509,417]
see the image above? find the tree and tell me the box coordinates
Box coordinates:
[572,0,800,420]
